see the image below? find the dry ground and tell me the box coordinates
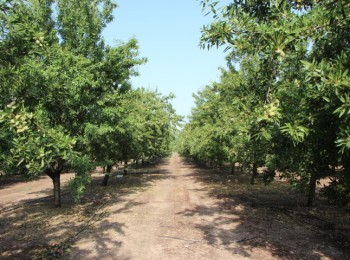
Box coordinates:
[0,155,349,259]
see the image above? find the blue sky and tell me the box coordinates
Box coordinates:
[102,0,229,118]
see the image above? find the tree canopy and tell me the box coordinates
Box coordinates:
[0,0,179,207]
[178,0,350,206]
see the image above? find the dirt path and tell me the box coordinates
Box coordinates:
[0,155,348,259]
[70,155,275,259]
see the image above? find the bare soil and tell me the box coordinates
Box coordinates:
[0,155,349,259]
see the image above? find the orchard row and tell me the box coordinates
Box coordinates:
[178,0,350,206]
[0,0,180,207]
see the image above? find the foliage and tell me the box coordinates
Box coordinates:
[0,102,76,178]
[0,0,179,206]
[68,155,95,202]
[321,174,350,206]
[178,0,350,206]
[85,88,179,169]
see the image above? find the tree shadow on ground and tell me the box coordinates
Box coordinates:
[0,159,171,259]
[0,175,47,190]
[177,160,350,260]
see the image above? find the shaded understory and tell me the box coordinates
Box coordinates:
[0,159,170,259]
[0,157,349,259]
[183,160,350,259]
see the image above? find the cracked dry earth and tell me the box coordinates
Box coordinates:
[70,155,277,260]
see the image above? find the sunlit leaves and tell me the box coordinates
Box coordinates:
[280,123,309,145]
[0,0,171,206]
[0,103,77,179]
[57,0,117,59]
[336,127,350,154]
[194,0,350,205]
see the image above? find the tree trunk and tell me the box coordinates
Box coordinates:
[231,162,236,175]
[52,172,61,208]
[250,162,258,185]
[45,159,64,207]
[124,161,128,175]
[307,171,317,207]
[102,164,112,186]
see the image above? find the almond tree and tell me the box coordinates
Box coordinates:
[0,0,146,206]
[192,0,350,206]
[85,87,179,187]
